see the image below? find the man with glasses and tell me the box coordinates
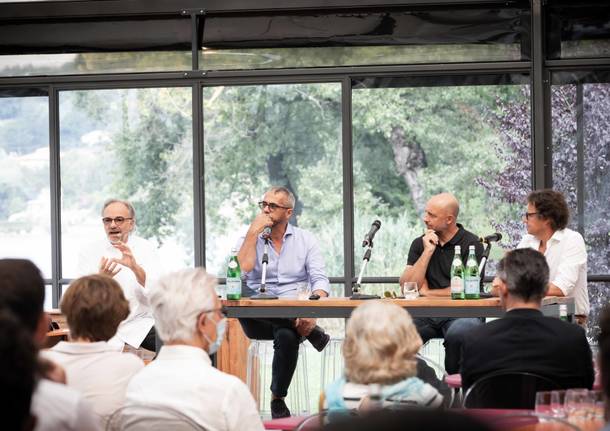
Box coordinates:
[236,186,331,418]
[126,268,264,431]
[76,199,162,351]
[516,189,589,325]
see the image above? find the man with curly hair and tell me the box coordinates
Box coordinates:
[517,189,588,325]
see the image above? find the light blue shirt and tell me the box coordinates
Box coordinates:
[235,224,330,297]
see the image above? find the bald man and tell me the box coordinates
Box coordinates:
[399,193,484,374]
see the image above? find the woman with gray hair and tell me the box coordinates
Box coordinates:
[125,267,263,431]
[323,300,443,412]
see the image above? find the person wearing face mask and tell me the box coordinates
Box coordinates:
[76,199,163,351]
[125,267,264,431]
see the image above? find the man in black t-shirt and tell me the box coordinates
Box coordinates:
[399,193,484,374]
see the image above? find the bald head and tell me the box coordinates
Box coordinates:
[423,193,460,235]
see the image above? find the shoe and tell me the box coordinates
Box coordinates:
[307,327,330,352]
[271,398,291,419]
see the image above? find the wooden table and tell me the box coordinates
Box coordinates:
[224,296,575,319]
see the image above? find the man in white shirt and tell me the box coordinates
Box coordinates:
[126,268,264,431]
[516,189,589,325]
[0,259,101,431]
[76,199,162,350]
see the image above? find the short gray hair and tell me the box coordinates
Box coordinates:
[266,186,295,209]
[101,199,136,220]
[149,268,218,343]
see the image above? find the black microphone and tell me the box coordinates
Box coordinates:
[362,220,381,247]
[262,227,272,239]
[480,233,502,243]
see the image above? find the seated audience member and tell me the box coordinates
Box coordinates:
[517,189,589,325]
[323,301,443,412]
[126,268,264,431]
[598,305,610,430]
[42,275,144,420]
[0,259,101,431]
[0,309,37,431]
[461,248,594,391]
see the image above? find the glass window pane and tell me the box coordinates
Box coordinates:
[0,92,51,277]
[203,83,343,278]
[59,88,194,278]
[547,5,610,59]
[201,7,527,70]
[551,82,610,277]
[352,79,531,279]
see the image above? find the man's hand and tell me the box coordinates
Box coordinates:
[422,229,439,253]
[111,241,137,270]
[249,212,274,235]
[294,318,317,336]
[99,256,122,277]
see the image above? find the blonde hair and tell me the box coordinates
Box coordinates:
[343,301,422,385]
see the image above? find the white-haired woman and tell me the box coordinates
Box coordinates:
[125,268,264,431]
[323,300,443,412]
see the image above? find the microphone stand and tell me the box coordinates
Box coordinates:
[350,239,380,300]
[251,236,278,300]
[478,239,493,295]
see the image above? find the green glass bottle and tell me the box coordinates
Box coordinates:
[450,245,465,300]
[464,245,480,299]
[226,248,242,300]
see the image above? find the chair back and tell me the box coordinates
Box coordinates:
[463,371,560,409]
[105,404,206,431]
[415,353,454,408]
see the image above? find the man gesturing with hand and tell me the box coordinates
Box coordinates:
[77,199,162,351]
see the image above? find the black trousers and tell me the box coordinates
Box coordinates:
[238,318,301,398]
[140,325,159,352]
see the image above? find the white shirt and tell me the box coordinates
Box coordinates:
[76,235,163,348]
[41,341,144,419]
[126,345,264,431]
[517,228,589,315]
[31,379,102,431]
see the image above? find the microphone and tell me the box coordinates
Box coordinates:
[262,227,272,239]
[480,233,502,243]
[362,220,381,247]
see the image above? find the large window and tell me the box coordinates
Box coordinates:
[551,76,610,337]
[0,91,51,276]
[203,83,343,278]
[352,77,531,294]
[59,88,195,280]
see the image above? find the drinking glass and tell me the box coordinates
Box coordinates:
[296,282,311,300]
[402,282,419,300]
[565,388,588,424]
[535,391,552,415]
[550,390,566,418]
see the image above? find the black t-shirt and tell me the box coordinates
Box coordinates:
[406,224,485,289]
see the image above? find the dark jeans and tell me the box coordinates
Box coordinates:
[239,318,302,398]
[140,325,159,352]
[414,317,483,374]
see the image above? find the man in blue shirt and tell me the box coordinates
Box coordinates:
[236,186,330,418]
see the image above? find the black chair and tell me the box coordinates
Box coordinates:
[462,371,560,409]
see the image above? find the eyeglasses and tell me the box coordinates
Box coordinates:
[523,212,539,220]
[102,216,133,226]
[258,201,291,211]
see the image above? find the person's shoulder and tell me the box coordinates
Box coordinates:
[33,378,83,411]
[105,351,146,371]
[459,226,481,244]
[560,228,585,244]
[463,319,498,346]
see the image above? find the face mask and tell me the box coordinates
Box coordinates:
[204,316,227,355]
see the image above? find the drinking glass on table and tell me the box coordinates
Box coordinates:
[402,282,419,300]
[296,282,311,300]
[565,388,589,424]
[550,390,566,418]
[535,391,552,416]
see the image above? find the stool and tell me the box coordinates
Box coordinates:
[246,340,310,417]
[320,338,344,391]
